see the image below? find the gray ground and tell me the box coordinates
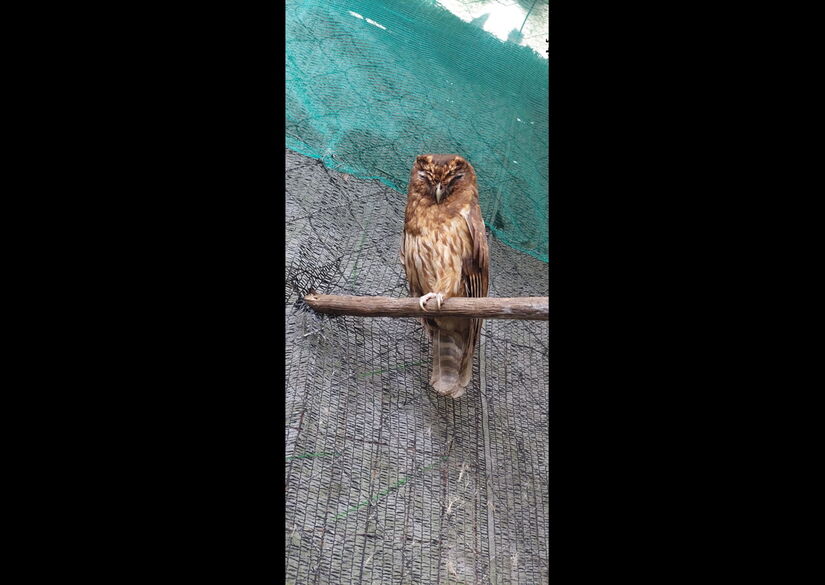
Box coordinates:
[286,149,549,585]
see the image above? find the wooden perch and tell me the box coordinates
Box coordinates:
[303,292,548,321]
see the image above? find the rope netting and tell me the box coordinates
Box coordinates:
[286,2,549,582]
[286,0,549,262]
[286,149,549,584]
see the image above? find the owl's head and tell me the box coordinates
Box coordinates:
[412,154,474,203]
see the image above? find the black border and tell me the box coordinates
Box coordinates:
[57,3,287,579]
[27,0,775,580]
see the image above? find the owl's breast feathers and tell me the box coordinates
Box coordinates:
[402,186,488,300]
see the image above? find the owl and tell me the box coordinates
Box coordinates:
[401,154,490,398]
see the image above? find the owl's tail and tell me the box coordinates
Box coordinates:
[430,317,482,398]
[430,327,465,397]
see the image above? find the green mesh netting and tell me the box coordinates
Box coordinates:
[286,0,549,262]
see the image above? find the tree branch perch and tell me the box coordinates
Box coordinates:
[303,292,548,320]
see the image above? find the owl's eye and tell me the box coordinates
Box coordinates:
[449,173,464,183]
[418,170,428,180]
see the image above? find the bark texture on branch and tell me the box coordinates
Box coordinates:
[303,292,549,321]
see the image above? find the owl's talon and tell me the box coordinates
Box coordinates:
[419,292,444,311]
[419,292,435,311]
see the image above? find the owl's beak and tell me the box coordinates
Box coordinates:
[435,183,443,203]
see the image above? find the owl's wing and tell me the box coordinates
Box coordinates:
[459,202,490,387]
[399,232,408,287]
[401,231,423,299]
[457,201,489,389]
[460,202,489,299]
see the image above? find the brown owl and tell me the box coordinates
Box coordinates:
[401,154,489,398]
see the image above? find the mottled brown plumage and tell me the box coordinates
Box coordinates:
[401,154,489,398]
